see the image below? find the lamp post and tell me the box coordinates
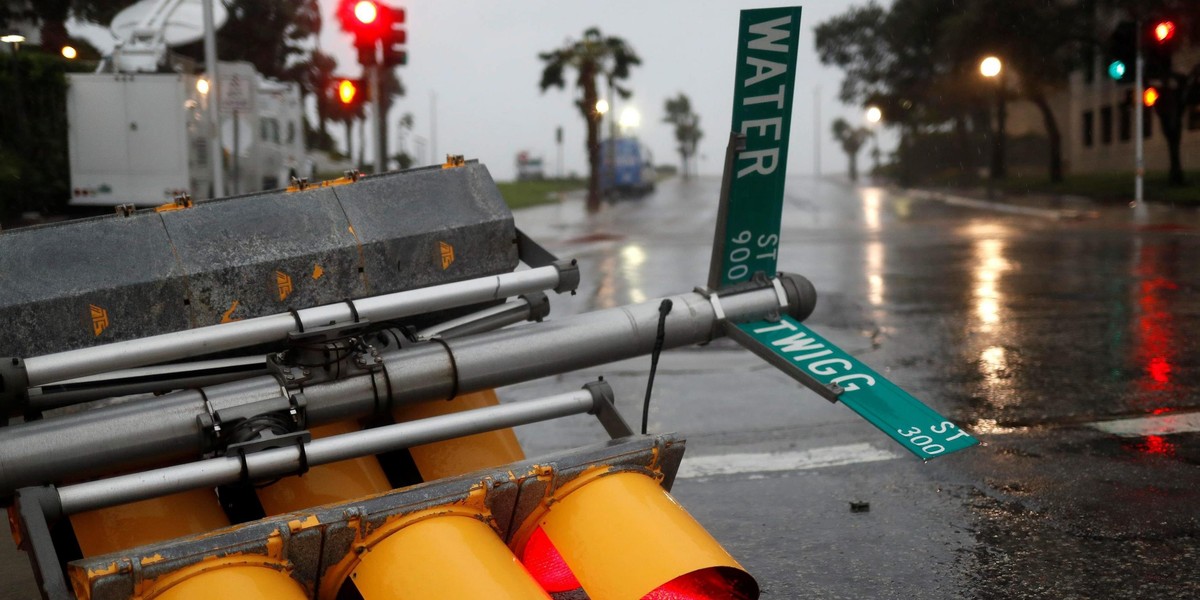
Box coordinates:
[1,34,24,54]
[865,106,882,177]
[980,56,1006,182]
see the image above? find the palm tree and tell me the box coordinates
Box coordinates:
[663,93,703,179]
[832,118,872,182]
[539,28,640,213]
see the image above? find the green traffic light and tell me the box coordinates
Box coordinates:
[1108,60,1126,80]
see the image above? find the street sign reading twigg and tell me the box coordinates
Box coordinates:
[735,316,979,459]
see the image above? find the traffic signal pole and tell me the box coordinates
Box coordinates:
[1134,17,1146,218]
[369,62,386,173]
[201,0,224,198]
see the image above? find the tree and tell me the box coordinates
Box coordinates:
[663,93,703,179]
[284,50,339,149]
[393,113,416,169]
[816,0,1087,184]
[539,27,640,213]
[939,0,1089,183]
[816,1,975,184]
[832,118,871,182]
[172,0,322,81]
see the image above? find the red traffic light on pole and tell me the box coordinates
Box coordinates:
[353,0,379,25]
[339,0,387,45]
[1152,20,1176,44]
[382,6,407,67]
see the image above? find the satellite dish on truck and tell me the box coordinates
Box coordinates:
[109,0,228,72]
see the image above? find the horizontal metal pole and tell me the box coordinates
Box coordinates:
[29,355,268,411]
[0,276,808,496]
[56,388,598,514]
[24,266,567,387]
[415,292,547,340]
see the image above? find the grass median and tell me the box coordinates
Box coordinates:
[994,171,1200,206]
[495,178,585,210]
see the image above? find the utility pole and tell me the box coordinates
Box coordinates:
[556,126,564,179]
[1133,17,1147,220]
[369,64,384,173]
[813,86,821,177]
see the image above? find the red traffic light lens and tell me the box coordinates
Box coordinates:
[521,527,581,593]
[644,567,757,600]
[353,0,379,24]
[1153,20,1175,43]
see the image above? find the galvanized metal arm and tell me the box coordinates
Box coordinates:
[0,273,813,497]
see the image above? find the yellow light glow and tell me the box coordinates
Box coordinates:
[61,45,77,59]
[595,98,609,115]
[338,79,358,104]
[866,106,882,124]
[972,238,1011,331]
[195,78,209,95]
[866,241,884,308]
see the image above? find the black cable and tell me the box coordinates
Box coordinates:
[642,299,673,435]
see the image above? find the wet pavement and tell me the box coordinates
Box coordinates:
[504,175,1200,598]
[1,175,1197,599]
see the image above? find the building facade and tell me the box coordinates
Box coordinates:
[1064,32,1200,175]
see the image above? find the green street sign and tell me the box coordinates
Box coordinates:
[729,315,978,459]
[709,7,803,290]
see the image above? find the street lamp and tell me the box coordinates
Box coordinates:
[618,106,640,132]
[1,33,24,52]
[61,45,77,60]
[196,78,210,95]
[595,98,609,115]
[979,56,1002,78]
[865,106,882,175]
[980,56,1006,182]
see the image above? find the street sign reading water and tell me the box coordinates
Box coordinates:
[709,7,803,290]
[731,316,978,459]
[708,6,975,460]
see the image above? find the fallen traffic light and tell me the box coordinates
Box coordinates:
[515,470,759,599]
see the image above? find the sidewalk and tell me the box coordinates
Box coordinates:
[903,188,1096,220]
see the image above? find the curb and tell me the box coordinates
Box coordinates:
[905,189,1093,221]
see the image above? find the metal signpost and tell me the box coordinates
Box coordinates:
[709,6,977,459]
[709,7,803,290]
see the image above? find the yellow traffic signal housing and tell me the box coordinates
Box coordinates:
[54,434,757,600]
[515,471,758,600]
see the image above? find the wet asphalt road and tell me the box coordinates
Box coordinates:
[503,175,1200,599]
[1,175,1197,599]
